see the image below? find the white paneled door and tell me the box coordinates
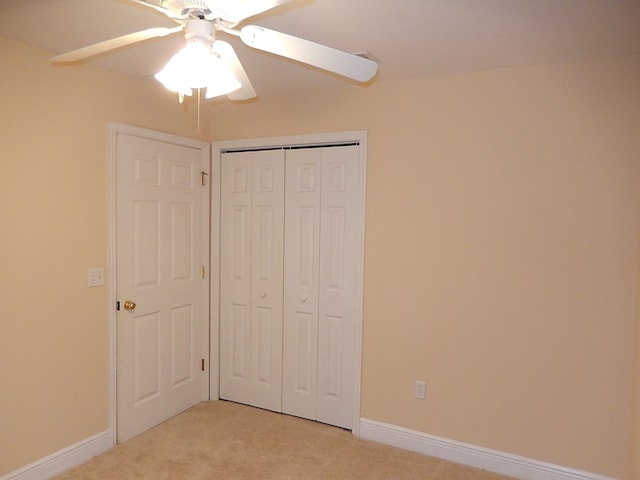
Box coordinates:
[219,143,363,430]
[115,131,209,442]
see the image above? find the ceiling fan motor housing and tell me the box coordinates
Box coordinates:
[184,18,216,45]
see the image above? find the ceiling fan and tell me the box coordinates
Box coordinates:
[50,0,379,101]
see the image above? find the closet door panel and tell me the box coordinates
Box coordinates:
[317,146,360,429]
[250,152,285,410]
[283,150,321,420]
[220,153,252,394]
[220,150,284,412]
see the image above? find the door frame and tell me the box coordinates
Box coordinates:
[210,131,367,436]
[107,122,211,443]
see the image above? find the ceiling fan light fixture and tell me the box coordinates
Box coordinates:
[154,38,241,99]
[204,73,242,99]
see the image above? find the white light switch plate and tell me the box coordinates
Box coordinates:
[88,268,105,287]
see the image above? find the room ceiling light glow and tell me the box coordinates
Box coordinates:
[154,19,241,100]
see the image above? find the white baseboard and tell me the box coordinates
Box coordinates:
[359,418,615,480]
[1,420,616,480]
[0,430,113,480]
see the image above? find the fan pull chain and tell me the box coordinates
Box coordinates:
[175,90,201,135]
[197,88,202,135]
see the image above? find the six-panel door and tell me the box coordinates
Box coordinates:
[116,133,206,442]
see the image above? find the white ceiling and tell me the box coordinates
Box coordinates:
[1,0,639,98]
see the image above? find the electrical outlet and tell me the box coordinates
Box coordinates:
[88,268,105,287]
[415,380,426,400]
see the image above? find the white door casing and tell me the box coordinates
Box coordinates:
[112,125,210,443]
[219,150,285,411]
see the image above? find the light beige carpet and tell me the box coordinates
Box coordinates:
[55,401,515,479]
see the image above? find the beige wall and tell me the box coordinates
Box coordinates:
[1,32,639,480]
[0,35,206,475]
[209,56,640,479]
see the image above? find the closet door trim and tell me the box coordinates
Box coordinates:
[211,131,367,436]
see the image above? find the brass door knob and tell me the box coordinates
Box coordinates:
[123,300,136,311]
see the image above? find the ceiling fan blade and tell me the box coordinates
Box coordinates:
[50,26,183,63]
[212,40,257,100]
[211,0,295,25]
[240,26,378,82]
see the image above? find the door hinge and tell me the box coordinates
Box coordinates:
[201,171,208,186]
[201,358,205,371]
[201,265,206,279]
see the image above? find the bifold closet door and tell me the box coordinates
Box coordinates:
[219,150,285,412]
[283,145,360,429]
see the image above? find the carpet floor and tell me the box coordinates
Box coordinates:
[55,401,515,479]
